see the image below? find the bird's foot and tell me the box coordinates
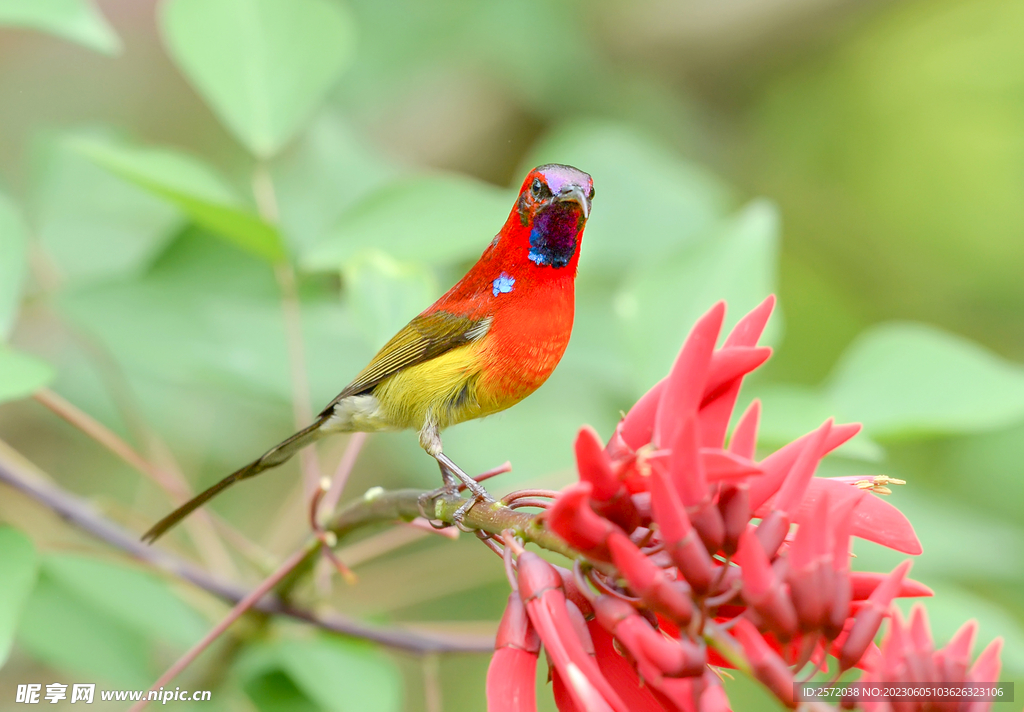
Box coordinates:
[435,452,493,502]
[451,491,487,530]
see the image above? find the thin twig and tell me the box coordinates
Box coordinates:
[34,389,183,497]
[319,431,367,519]
[274,260,322,496]
[0,450,491,654]
[128,545,310,712]
[253,162,322,498]
[32,389,238,576]
[423,653,442,712]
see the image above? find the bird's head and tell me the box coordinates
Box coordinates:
[508,163,593,270]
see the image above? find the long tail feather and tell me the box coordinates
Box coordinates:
[141,416,329,543]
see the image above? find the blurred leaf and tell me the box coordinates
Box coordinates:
[42,554,207,649]
[523,119,734,274]
[161,0,356,158]
[0,348,54,404]
[273,114,398,253]
[614,199,781,391]
[343,250,438,349]
[236,635,402,712]
[739,384,884,461]
[826,322,1024,438]
[853,492,1023,584]
[751,0,1024,353]
[0,192,28,339]
[71,137,285,262]
[59,228,368,406]
[242,670,320,712]
[18,576,152,687]
[302,173,512,270]
[32,132,182,283]
[0,0,121,55]
[0,527,37,666]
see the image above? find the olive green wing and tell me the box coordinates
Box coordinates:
[319,310,492,415]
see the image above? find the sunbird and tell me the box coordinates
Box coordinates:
[142,164,594,543]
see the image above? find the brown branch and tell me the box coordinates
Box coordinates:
[0,452,492,654]
[328,488,582,563]
[128,545,311,712]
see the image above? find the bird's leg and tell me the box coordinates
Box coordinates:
[434,452,491,501]
[418,420,492,525]
[436,460,459,491]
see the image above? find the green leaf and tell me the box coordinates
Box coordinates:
[161,0,356,158]
[237,636,402,712]
[71,137,285,262]
[523,119,734,274]
[826,322,1024,438]
[0,0,121,55]
[343,250,438,350]
[0,193,28,339]
[0,527,38,666]
[18,576,153,687]
[853,492,1024,585]
[0,348,54,404]
[242,669,320,712]
[33,132,182,283]
[273,114,398,253]
[302,173,512,271]
[42,554,208,649]
[614,199,781,391]
[59,228,369,406]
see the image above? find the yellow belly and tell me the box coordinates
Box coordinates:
[367,340,501,431]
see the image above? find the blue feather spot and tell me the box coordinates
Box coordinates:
[492,272,515,297]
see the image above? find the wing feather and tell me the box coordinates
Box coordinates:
[320,311,492,416]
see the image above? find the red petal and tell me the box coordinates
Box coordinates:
[967,638,1003,684]
[730,618,795,707]
[487,647,539,712]
[699,348,770,451]
[723,295,775,348]
[670,416,709,508]
[727,400,760,460]
[588,620,667,712]
[520,553,629,712]
[497,592,541,654]
[703,347,771,405]
[940,619,977,682]
[546,483,619,561]
[849,572,932,600]
[607,531,694,624]
[576,426,619,501]
[773,419,832,516]
[792,479,923,556]
[908,604,933,656]
[654,303,725,447]
[700,449,762,481]
[620,380,664,450]
[839,560,912,671]
[748,422,861,511]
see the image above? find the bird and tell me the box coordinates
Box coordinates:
[142,163,594,543]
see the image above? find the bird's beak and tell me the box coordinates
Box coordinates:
[556,184,590,220]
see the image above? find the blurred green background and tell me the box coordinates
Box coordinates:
[1,0,1023,710]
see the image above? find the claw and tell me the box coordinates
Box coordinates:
[452,492,486,531]
[436,452,493,502]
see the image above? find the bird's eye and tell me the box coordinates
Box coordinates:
[588,186,595,199]
[531,178,544,198]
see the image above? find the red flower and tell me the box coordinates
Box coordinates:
[485,298,1001,712]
